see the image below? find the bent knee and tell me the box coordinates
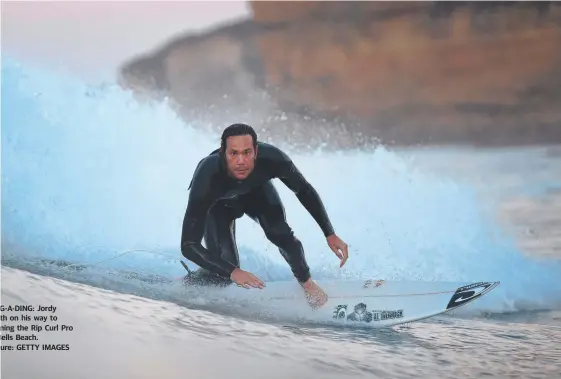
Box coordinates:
[264,223,297,246]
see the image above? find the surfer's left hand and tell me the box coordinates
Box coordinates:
[326,234,349,268]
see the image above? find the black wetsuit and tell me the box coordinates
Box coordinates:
[180,142,335,284]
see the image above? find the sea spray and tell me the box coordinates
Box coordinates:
[2,55,560,313]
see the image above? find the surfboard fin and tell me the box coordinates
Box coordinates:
[180,260,192,274]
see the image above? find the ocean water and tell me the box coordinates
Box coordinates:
[2,55,561,378]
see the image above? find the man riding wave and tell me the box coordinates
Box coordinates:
[180,123,349,308]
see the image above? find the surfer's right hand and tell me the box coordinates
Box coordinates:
[230,268,265,289]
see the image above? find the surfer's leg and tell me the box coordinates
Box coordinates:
[203,203,240,272]
[181,203,240,282]
[243,182,311,284]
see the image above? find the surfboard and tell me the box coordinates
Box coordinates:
[20,256,499,328]
[179,263,500,328]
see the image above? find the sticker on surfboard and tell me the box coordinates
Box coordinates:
[363,279,385,288]
[445,281,495,310]
[333,303,404,323]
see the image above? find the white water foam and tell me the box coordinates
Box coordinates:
[2,55,561,315]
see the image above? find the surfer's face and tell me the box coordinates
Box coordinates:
[223,135,257,180]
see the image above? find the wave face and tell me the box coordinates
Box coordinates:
[2,55,561,315]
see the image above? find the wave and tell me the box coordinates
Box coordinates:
[2,55,561,317]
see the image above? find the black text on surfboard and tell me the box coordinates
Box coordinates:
[333,303,404,323]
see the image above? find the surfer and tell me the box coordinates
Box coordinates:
[180,123,349,308]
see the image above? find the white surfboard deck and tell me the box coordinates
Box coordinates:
[179,265,500,328]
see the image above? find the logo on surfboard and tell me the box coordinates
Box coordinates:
[363,279,385,288]
[446,282,495,310]
[333,303,403,323]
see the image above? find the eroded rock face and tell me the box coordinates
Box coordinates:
[119,21,301,146]
[119,1,561,149]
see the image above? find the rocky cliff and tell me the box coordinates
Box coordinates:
[119,1,561,149]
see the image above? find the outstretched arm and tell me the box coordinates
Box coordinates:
[180,160,237,277]
[274,149,350,268]
[271,149,335,237]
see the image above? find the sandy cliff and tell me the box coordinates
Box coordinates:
[119,1,561,149]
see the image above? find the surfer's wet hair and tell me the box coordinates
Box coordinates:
[220,123,258,151]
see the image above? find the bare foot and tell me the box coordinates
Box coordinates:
[301,279,328,309]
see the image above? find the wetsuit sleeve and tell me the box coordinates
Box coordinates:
[271,148,335,237]
[180,159,237,277]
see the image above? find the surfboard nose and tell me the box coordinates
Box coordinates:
[446,281,500,310]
